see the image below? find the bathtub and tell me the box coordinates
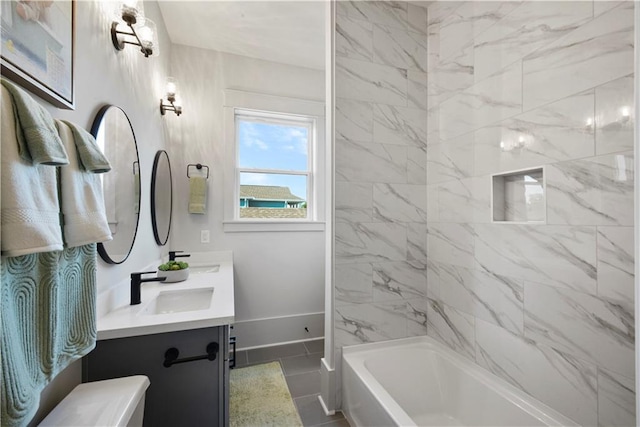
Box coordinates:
[342,336,578,427]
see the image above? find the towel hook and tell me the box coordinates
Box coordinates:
[187,163,209,179]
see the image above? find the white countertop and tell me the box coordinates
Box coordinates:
[97,256,234,341]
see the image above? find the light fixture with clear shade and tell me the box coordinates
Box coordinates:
[160,78,183,116]
[111,1,159,57]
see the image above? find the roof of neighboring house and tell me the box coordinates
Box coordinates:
[239,185,304,201]
[240,207,307,219]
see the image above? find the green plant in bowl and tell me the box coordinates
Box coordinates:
[158,261,190,282]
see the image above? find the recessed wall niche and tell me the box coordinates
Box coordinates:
[492,167,545,223]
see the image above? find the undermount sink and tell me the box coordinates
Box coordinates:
[141,287,214,315]
[191,265,220,274]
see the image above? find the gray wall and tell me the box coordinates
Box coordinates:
[166,45,326,349]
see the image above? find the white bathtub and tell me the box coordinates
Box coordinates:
[342,336,578,427]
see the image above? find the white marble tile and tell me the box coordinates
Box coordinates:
[335,222,407,264]
[373,260,427,302]
[595,74,634,155]
[475,319,597,426]
[335,301,408,346]
[474,224,597,294]
[373,24,428,72]
[336,98,374,143]
[440,61,522,140]
[427,299,475,360]
[407,3,427,35]
[373,183,427,223]
[426,107,439,145]
[337,1,408,31]
[426,184,439,222]
[406,298,429,336]
[597,368,636,427]
[336,57,408,106]
[407,146,426,185]
[429,262,524,335]
[426,1,463,32]
[523,2,633,111]
[407,222,427,262]
[335,263,373,306]
[427,223,475,269]
[373,104,428,147]
[439,1,521,65]
[427,48,474,109]
[524,281,634,378]
[437,177,491,224]
[407,69,428,110]
[426,133,474,184]
[474,1,592,83]
[594,0,627,17]
[474,91,595,176]
[335,182,372,223]
[336,15,373,62]
[546,152,634,226]
[335,139,407,184]
[597,226,634,308]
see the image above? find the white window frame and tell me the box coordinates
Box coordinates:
[223,90,325,232]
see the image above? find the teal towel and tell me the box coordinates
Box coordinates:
[61,120,111,173]
[1,245,97,427]
[0,79,68,166]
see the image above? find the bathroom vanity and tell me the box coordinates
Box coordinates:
[84,252,234,427]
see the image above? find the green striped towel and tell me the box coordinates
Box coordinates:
[1,245,97,427]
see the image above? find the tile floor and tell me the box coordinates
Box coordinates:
[233,339,349,427]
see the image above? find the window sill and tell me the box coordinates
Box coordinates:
[223,221,325,233]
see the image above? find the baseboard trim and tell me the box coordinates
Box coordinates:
[232,312,324,350]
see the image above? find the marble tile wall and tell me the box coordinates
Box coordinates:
[334,0,430,372]
[425,1,635,425]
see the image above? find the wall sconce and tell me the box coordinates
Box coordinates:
[160,78,183,116]
[111,1,159,57]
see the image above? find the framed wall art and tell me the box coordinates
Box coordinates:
[1,0,75,109]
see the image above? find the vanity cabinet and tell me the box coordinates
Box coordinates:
[83,325,230,427]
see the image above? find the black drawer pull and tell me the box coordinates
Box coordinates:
[163,342,219,368]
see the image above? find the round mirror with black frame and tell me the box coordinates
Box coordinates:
[91,105,141,264]
[151,150,173,245]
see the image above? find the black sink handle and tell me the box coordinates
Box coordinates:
[163,342,219,368]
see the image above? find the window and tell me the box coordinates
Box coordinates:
[236,111,313,220]
[223,90,325,232]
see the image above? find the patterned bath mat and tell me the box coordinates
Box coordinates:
[230,361,303,427]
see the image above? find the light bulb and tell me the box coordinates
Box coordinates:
[621,106,631,118]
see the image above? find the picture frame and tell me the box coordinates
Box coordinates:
[0,0,75,109]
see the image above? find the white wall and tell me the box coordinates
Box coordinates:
[26,1,172,423]
[168,45,326,348]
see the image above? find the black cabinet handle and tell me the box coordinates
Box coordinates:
[229,336,236,369]
[163,342,219,368]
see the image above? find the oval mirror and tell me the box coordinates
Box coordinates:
[151,150,173,245]
[91,105,141,264]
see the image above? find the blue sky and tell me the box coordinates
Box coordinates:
[238,120,309,200]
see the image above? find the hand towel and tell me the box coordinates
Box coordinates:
[55,120,112,247]
[1,86,63,257]
[188,176,207,214]
[60,120,111,173]
[0,79,68,166]
[1,245,97,427]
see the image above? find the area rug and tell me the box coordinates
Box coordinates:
[230,361,303,427]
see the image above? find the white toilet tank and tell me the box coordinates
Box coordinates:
[39,376,150,427]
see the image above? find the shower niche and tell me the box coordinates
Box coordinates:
[492,167,546,223]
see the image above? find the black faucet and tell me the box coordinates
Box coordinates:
[169,251,191,261]
[130,271,167,305]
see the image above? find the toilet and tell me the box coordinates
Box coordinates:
[39,376,150,427]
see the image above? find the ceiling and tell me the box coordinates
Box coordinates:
[158,1,326,70]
